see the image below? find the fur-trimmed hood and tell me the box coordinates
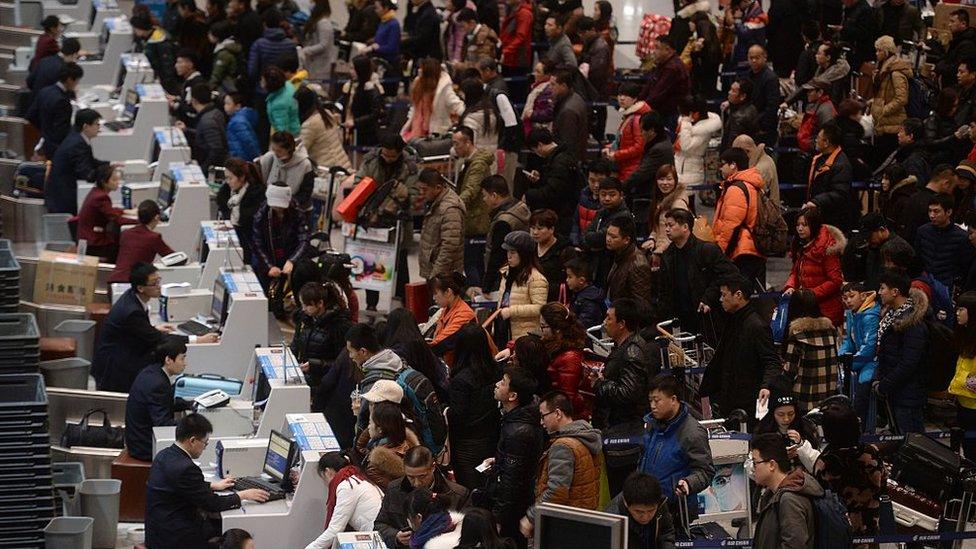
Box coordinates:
[891,287,929,332]
[787,316,838,347]
[802,224,847,257]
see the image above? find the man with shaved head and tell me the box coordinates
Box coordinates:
[745,45,782,147]
[732,134,780,205]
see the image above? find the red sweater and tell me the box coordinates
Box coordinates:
[76,188,136,248]
[108,224,175,283]
[30,34,59,71]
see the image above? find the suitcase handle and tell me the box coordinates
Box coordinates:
[196,373,230,381]
[677,488,692,539]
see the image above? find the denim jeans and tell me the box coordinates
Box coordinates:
[852,378,876,433]
[463,239,486,289]
[891,404,925,434]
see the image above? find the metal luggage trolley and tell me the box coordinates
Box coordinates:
[654,319,715,420]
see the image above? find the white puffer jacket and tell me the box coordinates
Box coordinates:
[675,112,722,186]
[422,512,465,549]
[403,71,465,136]
[304,476,384,549]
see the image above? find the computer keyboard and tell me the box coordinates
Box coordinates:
[176,320,213,337]
[233,476,285,501]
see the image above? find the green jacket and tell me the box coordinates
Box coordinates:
[210,40,242,92]
[266,81,300,135]
[456,148,493,236]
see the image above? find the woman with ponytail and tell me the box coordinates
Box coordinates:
[216,157,266,262]
[304,451,383,549]
[404,488,464,549]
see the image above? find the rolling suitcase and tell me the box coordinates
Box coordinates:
[676,487,733,541]
[173,374,244,399]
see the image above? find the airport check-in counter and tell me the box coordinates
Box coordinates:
[198,220,246,284]
[40,0,92,26]
[149,162,212,256]
[92,85,170,162]
[76,16,132,85]
[79,53,154,121]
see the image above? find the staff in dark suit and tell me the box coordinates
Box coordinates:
[27,37,80,93]
[125,340,193,461]
[27,62,83,159]
[108,200,176,284]
[146,414,269,549]
[92,263,218,393]
[44,109,110,214]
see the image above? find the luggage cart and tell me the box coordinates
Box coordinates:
[655,319,715,419]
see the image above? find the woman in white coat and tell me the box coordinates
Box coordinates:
[402,58,465,139]
[674,96,722,186]
[304,452,383,549]
[301,0,338,81]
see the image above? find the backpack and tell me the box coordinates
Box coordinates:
[396,367,448,456]
[730,181,790,257]
[906,77,932,120]
[776,489,853,549]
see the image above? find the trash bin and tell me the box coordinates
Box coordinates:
[44,516,94,549]
[79,479,120,549]
[40,358,91,390]
[53,462,86,516]
[53,319,97,362]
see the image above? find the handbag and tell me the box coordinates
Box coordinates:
[60,409,125,449]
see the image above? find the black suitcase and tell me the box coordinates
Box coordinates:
[676,489,733,541]
[892,432,962,501]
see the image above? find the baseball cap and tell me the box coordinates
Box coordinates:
[361,379,404,404]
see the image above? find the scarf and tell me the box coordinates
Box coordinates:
[380,9,396,22]
[877,298,912,349]
[325,465,367,527]
[410,511,456,549]
[227,183,248,226]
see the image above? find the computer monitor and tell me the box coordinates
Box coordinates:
[535,503,628,549]
[263,430,295,482]
[210,277,229,325]
[122,89,138,119]
[158,172,176,208]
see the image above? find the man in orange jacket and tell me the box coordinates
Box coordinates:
[714,147,767,290]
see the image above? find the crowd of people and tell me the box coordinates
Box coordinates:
[20,0,976,547]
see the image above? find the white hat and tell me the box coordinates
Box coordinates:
[361,379,404,403]
[266,184,292,208]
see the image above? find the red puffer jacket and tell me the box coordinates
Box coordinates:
[613,101,651,181]
[547,349,590,420]
[785,225,847,326]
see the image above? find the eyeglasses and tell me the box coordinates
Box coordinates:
[540,410,559,420]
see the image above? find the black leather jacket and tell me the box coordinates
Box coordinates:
[593,333,658,430]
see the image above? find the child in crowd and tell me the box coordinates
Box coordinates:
[572,158,610,246]
[839,282,880,432]
[565,257,606,330]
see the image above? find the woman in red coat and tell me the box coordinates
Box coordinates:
[606,83,651,182]
[539,302,591,420]
[783,206,847,326]
[76,164,136,262]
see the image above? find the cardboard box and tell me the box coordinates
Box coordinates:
[32,250,99,306]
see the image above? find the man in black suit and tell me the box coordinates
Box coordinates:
[146,414,269,549]
[44,108,109,214]
[27,36,81,93]
[27,62,83,159]
[92,263,218,393]
[125,340,193,461]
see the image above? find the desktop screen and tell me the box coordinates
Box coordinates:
[264,430,293,481]
[210,277,227,325]
[123,89,138,119]
[535,504,626,549]
[158,173,176,208]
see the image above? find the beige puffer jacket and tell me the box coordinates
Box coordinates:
[419,187,466,279]
[870,56,911,135]
[300,111,352,171]
[497,266,548,339]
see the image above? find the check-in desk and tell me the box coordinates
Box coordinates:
[92,85,170,162]
[148,162,210,257]
[79,53,154,121]
[198,220,246,282]
[41,0,92,26]
[76,16,132,85]
[220,413,338,547]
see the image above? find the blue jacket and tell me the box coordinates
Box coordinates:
[876,289,929,408]
[28,83,72,157]
[266,81,300,134]
[247,27,298,91]
[146,444,242,549]
[915,222,973,289]
[92,289,188,393]
[227,107,261,160]
[838,292,880,384]
[124,365,191,461]
[373,17,401,66]
[638,404,715,520]
[570,283,606,332]
[44,131,109,214]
